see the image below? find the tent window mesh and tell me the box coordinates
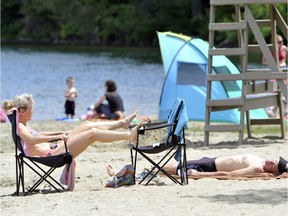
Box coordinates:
[177,62,206,86]
[214,66,241,92]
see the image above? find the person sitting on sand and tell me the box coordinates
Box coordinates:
[94,80,125,120]
[162,154,288,177]
[2,93,141,158]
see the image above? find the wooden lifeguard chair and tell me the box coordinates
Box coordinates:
[204,0,287,145]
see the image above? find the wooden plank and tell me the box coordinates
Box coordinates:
[248,44,272,53]
[256,19,271,28]
[206,99,242,107]
[207,93,279,110]
[277,80,288,101]
[246,68,274,72]
[209,22,246,31]
[207,72,287,81]
[205,125,242,132]
[245,93,278,110]
[270,5,279,67]
[207,74,243,81]
[209,48,245,56]
[246,81,277,94]
[244,72,287,80]
[250,119,281,125]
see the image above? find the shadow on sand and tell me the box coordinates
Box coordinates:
[186,135,285,150]
[195,187,287,206]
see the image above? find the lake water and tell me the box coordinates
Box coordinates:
[1,45,164,120]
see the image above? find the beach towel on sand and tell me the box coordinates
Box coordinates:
[105,164,134,188]
[60,160,76,190]
[170,172,288,181]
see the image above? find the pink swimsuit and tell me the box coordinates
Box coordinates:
[42,141,58,157]
[21,127,58,157]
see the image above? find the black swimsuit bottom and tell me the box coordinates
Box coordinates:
[177,157,217,174]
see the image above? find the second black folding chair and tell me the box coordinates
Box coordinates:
[128,98,189,185]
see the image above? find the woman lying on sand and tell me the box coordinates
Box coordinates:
[2,93,142,158]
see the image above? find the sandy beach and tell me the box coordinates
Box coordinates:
[0,119,287,216]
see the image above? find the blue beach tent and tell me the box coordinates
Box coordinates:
[157,31,268,122]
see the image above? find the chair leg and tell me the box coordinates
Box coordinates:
[145,146,179,184]
[181,130,188,185]
[184,145,188,185]
[139,152,178,185]
[15,156,25,196]
[15,156,20,196]
[23,160,65,195]
[25,167,58,195]
[178,155,184,184]
[130,149,138,185]
[20,158,25,194]
[172,145,188,185]
[180,145,188,185]
[183,144,188,185]
[137,146,183,185]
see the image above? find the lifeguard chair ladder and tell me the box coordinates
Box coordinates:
[204,0,287,145]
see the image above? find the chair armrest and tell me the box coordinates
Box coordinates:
[64,141,69,153]
[129,121,167,129]
[50,138,62,142]
[140,122,175,132]
[143,121,167,126]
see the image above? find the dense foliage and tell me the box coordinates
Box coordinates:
[1,1,287,46]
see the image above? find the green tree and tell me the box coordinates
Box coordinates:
[1,1,287,46]
[1,0,23,40]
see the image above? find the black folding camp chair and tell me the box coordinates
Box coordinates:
[128,98,188,185]
[7,109,73,196]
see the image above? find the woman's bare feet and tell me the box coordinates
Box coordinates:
[129,121,143,144]
[106,165,116,177]
[122,109,138,129]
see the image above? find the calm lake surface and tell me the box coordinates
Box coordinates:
[1,45,164,120]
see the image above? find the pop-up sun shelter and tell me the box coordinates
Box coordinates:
[157,31,268,122]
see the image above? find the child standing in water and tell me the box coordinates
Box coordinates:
[64,76,78,119]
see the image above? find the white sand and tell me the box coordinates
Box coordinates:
[1,120,287,216]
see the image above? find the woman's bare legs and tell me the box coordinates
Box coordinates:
[68,109,138,137]
[54,121,142,158]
